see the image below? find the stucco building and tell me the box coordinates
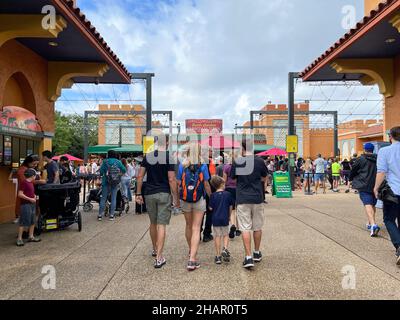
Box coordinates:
[0,0,129,223]
[301,0,400,141]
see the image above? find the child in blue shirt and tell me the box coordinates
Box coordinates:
[209,175,234,264]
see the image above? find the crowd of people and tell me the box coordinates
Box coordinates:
[11,126,400,269]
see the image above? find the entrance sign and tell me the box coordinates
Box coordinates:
[186,119,223,134]
[286,135,298,153]
[272,172,292,198]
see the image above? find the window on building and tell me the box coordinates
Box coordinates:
[105,120,136,145]
[272,120,304,157]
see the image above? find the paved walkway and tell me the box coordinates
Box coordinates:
[1,190,400,300]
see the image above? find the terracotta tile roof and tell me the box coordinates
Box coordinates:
[59,0,130,81]
[359,124,384,138]
[300,0,399,79]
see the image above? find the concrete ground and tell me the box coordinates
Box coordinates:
[1,189,400,300]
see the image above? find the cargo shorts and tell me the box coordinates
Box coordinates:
[236,203,264,232]
[145,193,172,225]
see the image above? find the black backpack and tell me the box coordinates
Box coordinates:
[105,160,122,187]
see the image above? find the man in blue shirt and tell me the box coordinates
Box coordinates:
[374,127,400,265]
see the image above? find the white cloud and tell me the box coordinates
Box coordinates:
[58,0,383,131]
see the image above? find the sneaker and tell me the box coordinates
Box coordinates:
[98,216,102,221]
[370,225,381,237]
[151,249,157,257]
[187,261,201,271]
[28,237,41,243]
[16,239,24,247]
[13,218,19,224]
[215,256,222,265]
[229,226,236,239]
[109,216,115,221]
[154,257,166,269]
[396,248,400,266]
[253,251,262,262]
[222,248,231,262]
[243,257,255,269]
[202,234,213,243]
[366,224,371,231]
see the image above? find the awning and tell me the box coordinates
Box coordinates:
[254,144,282,152]
[0,0,130,85]
[300,0,400,88]
[88,145,142,154]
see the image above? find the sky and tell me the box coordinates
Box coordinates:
[56,0,383,132]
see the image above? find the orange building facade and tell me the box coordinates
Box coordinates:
[243,103,335,159]
[98,104,147,146]
[301,0,400,142]
[243,103,384,160]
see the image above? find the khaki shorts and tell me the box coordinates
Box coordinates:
[237,204,264,232]
[213,226,229,237]
[145,193,172,225]
[181,198,206,213]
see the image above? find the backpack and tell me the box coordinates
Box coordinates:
[180,165,205,203]
[105,160,122,187]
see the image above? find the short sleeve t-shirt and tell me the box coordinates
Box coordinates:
[314,158,325,174]
[223,164,236,189]
[19,179,35,204]
[332,163,341,176]
[230,156,268,205]
[46,161,59,183]
[141,151,175,196]
[209,191,234,227]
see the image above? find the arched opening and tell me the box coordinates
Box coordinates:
[2,72,36,114]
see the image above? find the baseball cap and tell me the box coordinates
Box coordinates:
[364,143,375,153]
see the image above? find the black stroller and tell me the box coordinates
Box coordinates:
[36,181,82,234]
[83,184,129,216]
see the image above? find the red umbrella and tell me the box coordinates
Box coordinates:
[200,136,241,149]
[257,148,287,157]
[52,154,84,162]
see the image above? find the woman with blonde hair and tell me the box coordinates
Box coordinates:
[177,142,212,271]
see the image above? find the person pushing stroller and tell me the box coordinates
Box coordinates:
[98,150,126,221]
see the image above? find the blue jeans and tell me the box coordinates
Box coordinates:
[383,196,400,249]
[99,184,118,218]
[121,177,132,202]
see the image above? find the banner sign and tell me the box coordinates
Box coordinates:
[0,106,43,137]
[186,119,223,134]
[272,172,292,198]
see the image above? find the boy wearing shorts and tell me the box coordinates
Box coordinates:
[209,176,234,265]
[16,169,41,246]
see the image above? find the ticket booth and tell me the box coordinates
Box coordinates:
[0,0,131,223]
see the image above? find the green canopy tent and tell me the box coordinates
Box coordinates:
[88,145,143,155]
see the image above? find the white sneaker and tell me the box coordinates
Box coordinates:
[13,218,19,224]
